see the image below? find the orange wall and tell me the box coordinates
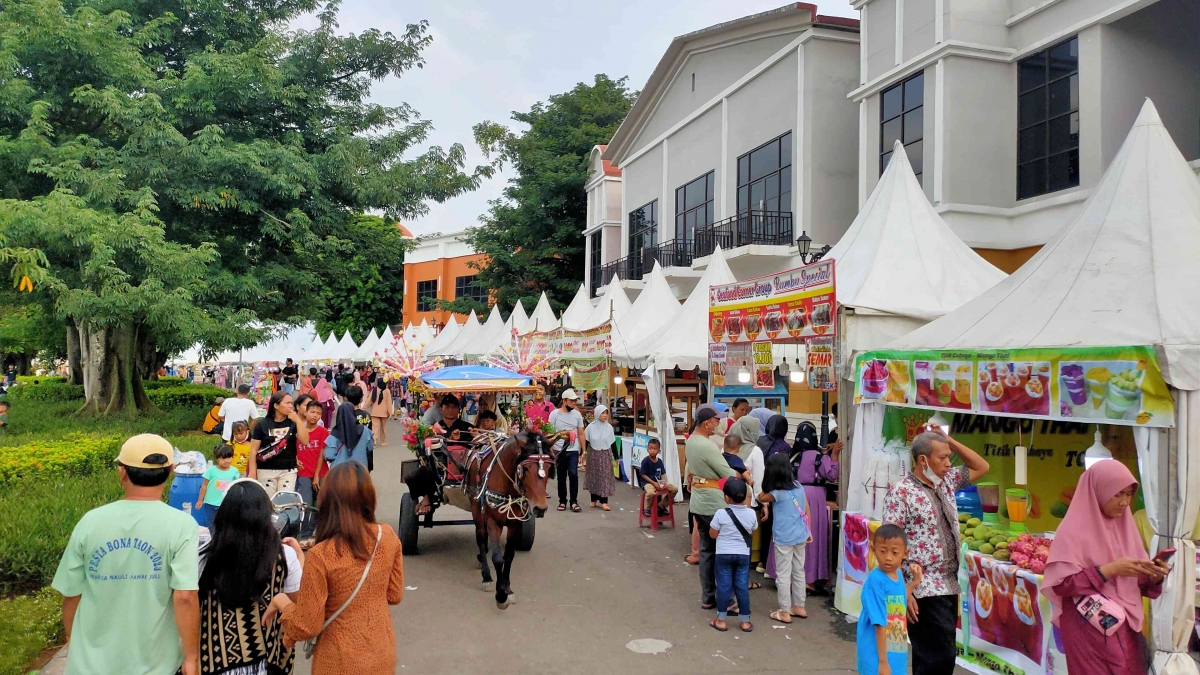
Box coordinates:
[973,246,1041,274]
[402,253,490,328]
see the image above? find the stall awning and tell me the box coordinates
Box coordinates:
[715,381,789,399]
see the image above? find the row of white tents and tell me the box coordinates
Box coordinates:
[173,320,440,366]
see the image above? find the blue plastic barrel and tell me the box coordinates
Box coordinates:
[955,485,983,519]
[168,473,207,527]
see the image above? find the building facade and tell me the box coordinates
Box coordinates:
[594,3,862,300]
[852,0,1200,271]
[401,231,490,329]
[584,145,623,297]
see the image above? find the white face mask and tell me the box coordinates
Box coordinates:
[920,459,942,488]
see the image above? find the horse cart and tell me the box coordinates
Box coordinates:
[398,431,537,555]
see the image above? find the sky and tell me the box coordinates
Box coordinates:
[302,0,857,236]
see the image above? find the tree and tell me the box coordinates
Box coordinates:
[314,214,411,342]
[0,0,493,412]
[464,74,634,313]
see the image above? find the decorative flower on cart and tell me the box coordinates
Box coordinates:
[378,334,441,380]
[483,329,559,382]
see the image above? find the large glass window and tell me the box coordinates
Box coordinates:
[880,72,924,184]
[628,200,657,259]
[454,275,488,305]
[737,132,792,214]
[416,279,438,312]
[1018,36,1079,200]
[589,231,602,296]
[675,171,714,241]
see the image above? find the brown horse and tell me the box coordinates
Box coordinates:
[465,430,564,609]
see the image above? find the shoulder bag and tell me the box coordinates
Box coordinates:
[302,524,382,659]
[724,507,754,550]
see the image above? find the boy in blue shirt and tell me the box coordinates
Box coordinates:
[639,439,676,516]
[857,524,923,675]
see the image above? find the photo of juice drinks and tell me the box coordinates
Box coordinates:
[914,360,973,410]
[1059,361,1143,421]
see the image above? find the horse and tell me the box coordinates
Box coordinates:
[465,429,565,609]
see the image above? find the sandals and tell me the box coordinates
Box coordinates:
[557,503,567,512]
[710,619,728,632]
[748,581,762,590]
[570,503,582,512]
[770,610,792,624]
[740,622,753,633]
[601,504,610,511]
[791,608,808,619]
[685,555,699,565]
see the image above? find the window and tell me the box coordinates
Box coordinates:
[415,279,438,312]
[1018,36,1079,199]
[589,231,602,296]
[628,200,657,259]
[880,72,924,184]
[675,171,714,241]
[454,275,488,305]
[737,132,792,214]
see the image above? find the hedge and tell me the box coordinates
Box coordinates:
[0,435,119,485]
[141,376,189,390]
[14,376,65,385]
[0,587,63,675]
[145,384,232,410]
[4,382,84,403]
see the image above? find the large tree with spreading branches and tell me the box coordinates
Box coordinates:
[0,0,491,412]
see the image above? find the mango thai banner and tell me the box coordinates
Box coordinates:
[709,259,836,343]
[853,346,1174,427]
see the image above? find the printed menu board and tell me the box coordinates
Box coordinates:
[852,346,1174,428]
[709,259,836,344]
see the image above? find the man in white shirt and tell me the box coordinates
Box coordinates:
[218,385,259,441]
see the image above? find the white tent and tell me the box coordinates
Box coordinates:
[583,279,632,330]
[350,328,380,362]
[460,305,506,357]
[411,320,435,350]
[331,331,358,362]
[885,101,1200,674]
[643,246,737,371]
[296,334,326,362]
[429,310,480,357]
[612,264,682,367]
[423,314,462,355]
[508,300,530,335]
[310,334,339,361]
[372,326,397,358]
[560,284,594,330]
[525,292,559,333]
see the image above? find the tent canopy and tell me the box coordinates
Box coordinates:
[429,310,480,357]
[350,328,380,361]
[612,264,682,367]
[509,300,530,335]
[560,284,594,330]
[419,365,534,391]
[885,100,1200,389]
[583,280,632,330]
[526,292,559,333]
[411,321,434,350]
[825,141,1006,321]
[423,314,462,355]
[641,246,737,372]
[460,304,505,357]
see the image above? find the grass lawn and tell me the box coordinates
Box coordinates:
[0,387,225,673]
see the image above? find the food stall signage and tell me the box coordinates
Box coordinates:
[709,259,836,343]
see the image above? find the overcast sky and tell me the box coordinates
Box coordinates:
[305,0,857,236]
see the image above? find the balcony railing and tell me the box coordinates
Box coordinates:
[693,210,793,259]
[597,239,695,284]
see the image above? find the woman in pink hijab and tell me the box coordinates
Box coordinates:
[1042,460,1169,675]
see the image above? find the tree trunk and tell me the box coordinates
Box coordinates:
[77,320,154,415]
[135,328,162,382]
[66,323,83,385]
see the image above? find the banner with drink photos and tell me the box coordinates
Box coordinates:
[851,346,1174,428]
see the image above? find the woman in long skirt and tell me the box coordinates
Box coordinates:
[584,405,616,511]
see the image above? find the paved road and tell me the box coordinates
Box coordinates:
[297,418,859,674]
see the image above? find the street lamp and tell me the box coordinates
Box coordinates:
[796,231,831,264]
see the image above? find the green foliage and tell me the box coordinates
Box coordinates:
[0,587,63,675]
[144,383,231,410]
[0,434,117,485]
[0,398,207,444]
[314,214,412,342]
[4,382,84,402]
[0,472,124,593]
[0,301,65,360]
[141,375,187,390]
[14,376,63,384]
[466,75,635,312]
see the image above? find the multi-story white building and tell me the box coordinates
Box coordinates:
[587,3,862,300]
[852,0,1200,271]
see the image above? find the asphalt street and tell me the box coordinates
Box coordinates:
[295,417,860,674]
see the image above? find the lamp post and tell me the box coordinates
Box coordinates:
[796,231,833,443]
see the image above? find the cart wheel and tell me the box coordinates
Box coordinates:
[399,493,420,555]
[515,515,536,552]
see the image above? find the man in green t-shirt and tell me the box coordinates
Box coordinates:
[52,434,200,675]
[685,406,738,609]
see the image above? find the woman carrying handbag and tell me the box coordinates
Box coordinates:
[264,462,404,675]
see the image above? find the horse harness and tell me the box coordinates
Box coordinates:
[471,433,554,522]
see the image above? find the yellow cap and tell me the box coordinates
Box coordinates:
[116,434,174,469]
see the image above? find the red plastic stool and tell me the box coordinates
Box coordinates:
[639,491,676,531]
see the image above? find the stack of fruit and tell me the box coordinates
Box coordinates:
[957,514,1011,557]
[1007,533,1052,573]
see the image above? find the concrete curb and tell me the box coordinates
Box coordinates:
[34,645,67,675]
